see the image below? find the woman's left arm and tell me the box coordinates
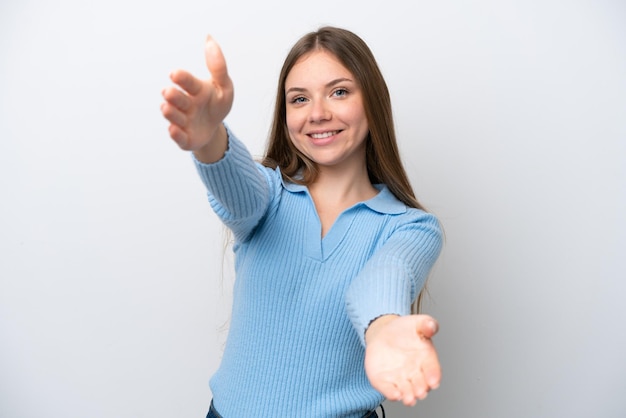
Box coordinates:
[345,211,443,405]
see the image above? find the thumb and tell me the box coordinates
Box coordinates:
[204,35,230,88]
[417,315,439,339]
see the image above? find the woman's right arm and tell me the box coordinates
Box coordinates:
[160,36,271,241]
[160,35,233,163]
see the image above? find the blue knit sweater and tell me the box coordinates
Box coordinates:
[193,127,443,418]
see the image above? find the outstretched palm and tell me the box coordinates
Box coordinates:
[365,315,441,406]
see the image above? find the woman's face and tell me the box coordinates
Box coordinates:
[284,50,369,172]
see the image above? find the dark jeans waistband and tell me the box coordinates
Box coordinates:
[206,400,381,418]
[207,401,223,418]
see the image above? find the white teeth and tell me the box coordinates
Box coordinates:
[310,131,337,139]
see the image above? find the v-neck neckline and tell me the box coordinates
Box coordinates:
[304,196,357,261]
[281,179,406,261]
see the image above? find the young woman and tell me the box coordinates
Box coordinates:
[161,26,443,418]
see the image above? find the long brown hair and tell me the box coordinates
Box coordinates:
[262,26,432,312]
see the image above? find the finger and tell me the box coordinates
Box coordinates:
[416,315,439,339]
[373,379,402,402]
[161,102,187,128]
[422,358,442,389]
[204,35,230,88]
[409,373,429,401]
[396,379,417,406]
[162,86,192,113]
[168,124,190,149]
[170,69,204,96]
[365,359,403,402]
[419,345,442,390]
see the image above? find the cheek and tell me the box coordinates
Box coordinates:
[284,114,302,150]
[342,104,368,131]
[285,109,301,134]
[349,112,369,141]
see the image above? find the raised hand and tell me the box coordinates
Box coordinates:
[364,314,441,406]
[161,35,234,161]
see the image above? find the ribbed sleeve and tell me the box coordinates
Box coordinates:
[193,126,271,242]
[344,212,443,345]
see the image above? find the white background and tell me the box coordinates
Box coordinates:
[1,0,625,417]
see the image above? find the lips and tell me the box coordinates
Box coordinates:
[308,130,340,146]
[309,130,339,139]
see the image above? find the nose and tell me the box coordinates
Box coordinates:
[308,99,331,123]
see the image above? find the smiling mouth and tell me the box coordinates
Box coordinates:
[309,130,340,139]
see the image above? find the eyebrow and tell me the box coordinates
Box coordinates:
[285,77,354,95]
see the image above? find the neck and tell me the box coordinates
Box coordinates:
[307,163,378,238]
[309,162,378,207]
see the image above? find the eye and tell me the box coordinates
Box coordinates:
[289,96,308,104]
[332,88,348,98]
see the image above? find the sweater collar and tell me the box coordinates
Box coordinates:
[280,175,407,215]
